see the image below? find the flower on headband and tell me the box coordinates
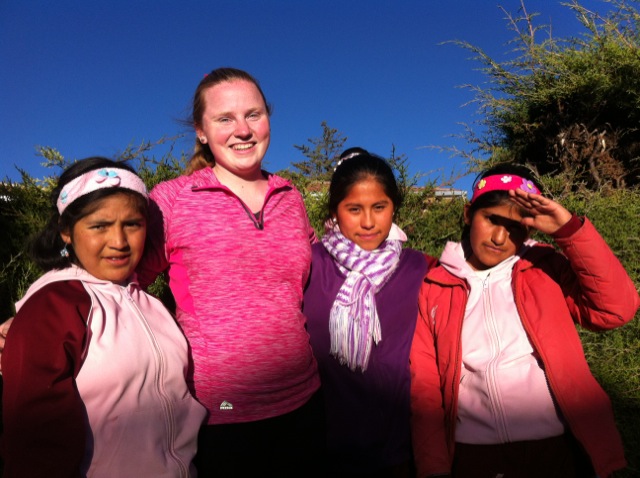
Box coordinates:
[477,179,487,190]
[501,175,513,184]
[60,191,69,204]
[95,169,121,187]
[520,178,537,193]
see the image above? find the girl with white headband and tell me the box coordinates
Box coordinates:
[410,163,639,478]
[1,157,206,478]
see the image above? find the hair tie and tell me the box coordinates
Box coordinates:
[335,151,366,170]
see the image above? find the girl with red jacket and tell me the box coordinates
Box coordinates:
[410,164,639,478]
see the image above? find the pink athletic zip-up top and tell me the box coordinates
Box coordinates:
[410,218,639,478]
[137,167,320,424]
[2,265,206,478]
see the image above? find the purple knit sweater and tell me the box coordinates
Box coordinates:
[304,243,430,474]
[137,167,320,425]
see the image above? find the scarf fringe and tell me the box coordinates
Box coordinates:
[329,303,381,372]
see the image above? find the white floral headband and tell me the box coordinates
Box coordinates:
[57,168,148,215]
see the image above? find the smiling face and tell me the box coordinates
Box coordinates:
[60,193,147,284]
[464,202,530,270]
[195,79,270,181]
[335,177,394,251]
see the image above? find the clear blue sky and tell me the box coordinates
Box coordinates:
[0,0,607,194]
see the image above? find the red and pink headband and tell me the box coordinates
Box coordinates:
[57,168,148,214]
[471,174,540,203]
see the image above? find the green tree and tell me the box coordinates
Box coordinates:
[290,121,347,183]
[450,0,640,191]
[0,173,50,318]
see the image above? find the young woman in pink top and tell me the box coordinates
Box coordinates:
[410,164,639,478]
[135,68,325,477]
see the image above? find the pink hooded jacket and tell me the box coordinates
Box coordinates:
[2,265,205,478]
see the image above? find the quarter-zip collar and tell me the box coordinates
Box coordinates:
[188,167,293,230]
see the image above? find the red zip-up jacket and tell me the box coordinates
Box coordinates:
[410,218,639,478]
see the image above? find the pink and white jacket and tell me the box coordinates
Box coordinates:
[2,265,206,478]
[137,167,320,424]
[410,218,639,478]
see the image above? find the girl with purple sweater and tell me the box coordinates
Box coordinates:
[304,148,436,477]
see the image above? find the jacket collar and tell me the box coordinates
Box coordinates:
[426,239,554,286]
[44,264,139,287]
[16,264,139,312]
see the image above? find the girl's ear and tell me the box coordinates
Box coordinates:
[60,230,71,245]
[463,204,473,226]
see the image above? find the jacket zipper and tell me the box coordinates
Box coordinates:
[198,182,287,230]
[122,287,189,477]
[481,273,512,442]
[450,289,466,455]
[510,269,584,451]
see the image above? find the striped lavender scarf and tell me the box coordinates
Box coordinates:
[321,223,405,372]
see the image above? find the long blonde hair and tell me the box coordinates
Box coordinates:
[185,67,272,175]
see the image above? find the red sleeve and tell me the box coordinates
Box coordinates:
[410,280,453,477]
[553,218,640,331]
[1,280,89,478]
[550,213,582,239]
[423,253,439,272]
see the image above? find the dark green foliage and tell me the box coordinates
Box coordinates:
[399,195,465,258]
[0,173,51,317]
[452,0,640,191]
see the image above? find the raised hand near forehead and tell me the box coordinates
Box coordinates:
[509,188,573,235]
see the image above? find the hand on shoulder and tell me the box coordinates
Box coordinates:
[0,316,14,372]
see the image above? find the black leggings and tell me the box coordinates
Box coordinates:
[194,391,327,478]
